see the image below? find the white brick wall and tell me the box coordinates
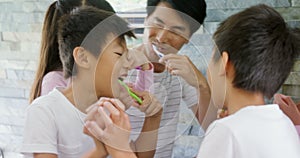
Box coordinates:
[0,0,52,157]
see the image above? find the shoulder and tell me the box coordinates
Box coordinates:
[29,89,64,114]
[43,71,68,85]
[43,71,65,79]
[41,71,69,95]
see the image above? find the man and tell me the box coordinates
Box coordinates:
[126,0,211,157]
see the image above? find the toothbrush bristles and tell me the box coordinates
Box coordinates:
[118,77,124,81]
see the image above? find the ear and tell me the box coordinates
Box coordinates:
[73,47,90,69]
[218,51,229,76]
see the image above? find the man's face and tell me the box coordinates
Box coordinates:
[143,2,191,62]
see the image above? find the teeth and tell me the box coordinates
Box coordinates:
[152,44,164,58]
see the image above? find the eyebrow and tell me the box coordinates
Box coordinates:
[154,17,186,32]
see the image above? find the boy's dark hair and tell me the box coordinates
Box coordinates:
[58,6,135,78]
[29,0,116,103]
[146,0,207,34]
[213,4,300,98]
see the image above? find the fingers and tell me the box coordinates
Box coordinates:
[86,97,111,113]
[98,106,114,129]
[109,99,126,111]
[274,93,288,106]
[159,55,191,76]
[85,105,99,122]
[282,96,297,108]
[159,54,180,63]
[130,91,162,116]
[85,120,105,141]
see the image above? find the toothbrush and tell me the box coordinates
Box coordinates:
[118,78,143,104]
[152,44,164,58]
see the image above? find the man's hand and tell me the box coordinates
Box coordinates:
[159,54,207,89]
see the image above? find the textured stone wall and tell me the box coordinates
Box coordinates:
[202,0,300,104]
[0,0,299,158]
[0,0,52,157]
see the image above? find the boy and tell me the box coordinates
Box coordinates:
[21,6,161,158]
[197,4,300,158]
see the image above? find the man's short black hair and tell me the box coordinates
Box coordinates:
[213,4,300,98]
[147,0,207,34]
[58,6,135,78]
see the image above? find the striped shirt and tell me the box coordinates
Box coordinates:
[126,70,198,158]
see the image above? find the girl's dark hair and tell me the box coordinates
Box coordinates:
[29,0,115,103]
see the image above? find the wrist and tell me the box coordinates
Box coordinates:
[107,146,136,158]
[146,108,162,119]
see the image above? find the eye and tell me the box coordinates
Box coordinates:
[114,52,123,56]
[154,22,164,29]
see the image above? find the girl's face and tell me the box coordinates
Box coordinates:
[94,35,132,98]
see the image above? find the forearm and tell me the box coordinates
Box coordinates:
[196,85,211,125]
[82,139,108,158]
[108,149,137,158]
[82,147,107,158]
[134,110,162,158]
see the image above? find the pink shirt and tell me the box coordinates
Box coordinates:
[41,71,69,95]
[134,69,153,92]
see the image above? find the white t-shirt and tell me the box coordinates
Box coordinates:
[126,70,198,157]
[197,104,300,158]
[21,88,95,158]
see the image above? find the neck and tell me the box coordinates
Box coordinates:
[225,87,265,115]
[62,78,97,114]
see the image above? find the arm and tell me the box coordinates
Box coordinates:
[34,154,57,158]
[85,98,137,158]
[159,54,216,130]
[129,90,162,158]
[273,94,300,125]
[81,131,108,158]
[41,71,69,95]
[134,109,162,158]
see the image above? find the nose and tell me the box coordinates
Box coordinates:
[123,51,134,70]
[156,29,170,44]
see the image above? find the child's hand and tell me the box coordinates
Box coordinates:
[274,94,300,125]
[85,98,132,152]
[130,89,162,117]
[118,83,137,110]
